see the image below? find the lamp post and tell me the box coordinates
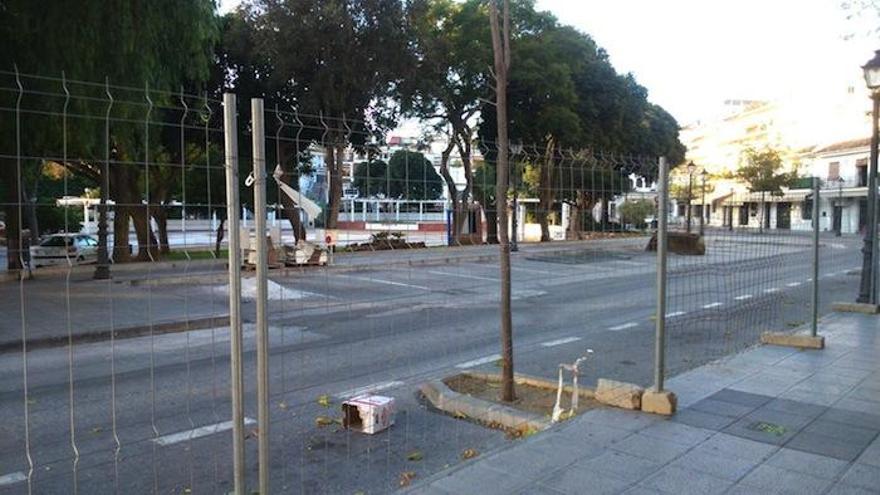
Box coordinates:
[857,49,880,304]
[836,176,845,237]
[686,161,696,233]
[699,169,708,236]
[510,142,523,252]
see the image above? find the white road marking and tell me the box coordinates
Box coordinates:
[154,418,257,446]
[343,275,431,291]
[455,354,501,369]
[806,278,814,282]
[608,322,638,331]
[336,380,405,399]
[763,288,780,293]
[427,270,498,282]
[511,266,559,275]
[703,302,723,309]
[734,294,754,301]
[540,337,582,347]
[0,472,26,487]
[666,311,687,318]
[786,282,802,287]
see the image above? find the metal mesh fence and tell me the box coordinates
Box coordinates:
[0,70,866,494]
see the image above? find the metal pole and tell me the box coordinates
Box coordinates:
[858,93,879,304]
[811,177,820,337]
[94,79,113,280]
[699,174,706,236]
[222,93,246,495]
[251,98,270,494]
[686,172,693,233]
[836,180,843,237]
[654,156,669,392]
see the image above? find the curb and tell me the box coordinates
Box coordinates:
[832,302,879,314]
[0,314,229,354]
[760,331,825,349]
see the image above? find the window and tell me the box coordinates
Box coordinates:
[802,198,813,220]
[828,162,840,181]
[857,158,868,187]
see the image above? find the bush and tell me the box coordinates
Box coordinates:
[619,200,654,230]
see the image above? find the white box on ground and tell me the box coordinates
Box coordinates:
[341,395,395,434]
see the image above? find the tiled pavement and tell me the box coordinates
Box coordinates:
[406,312,880,494]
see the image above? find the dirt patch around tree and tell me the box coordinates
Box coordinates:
[443,373,600,419]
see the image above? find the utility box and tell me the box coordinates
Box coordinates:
[341,395,395,434]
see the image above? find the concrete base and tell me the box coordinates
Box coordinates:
[420,379,551,433]
[832,302,879,314]
[641,389,677,416]
[761,332,825,349]
[595,378,643,410]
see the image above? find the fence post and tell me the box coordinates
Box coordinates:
[653,156,669,391]
[222,93,246,494]
[251,97,271,494]
[811,176,820,337]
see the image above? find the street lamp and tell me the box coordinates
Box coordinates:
[686,161,696,233]
[509,142,523,252]
[857,49,880,304]
[699,168,708,236]
[836,176,845,237]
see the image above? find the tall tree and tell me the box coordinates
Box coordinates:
[736,147,797,233]
[0,0,218,270]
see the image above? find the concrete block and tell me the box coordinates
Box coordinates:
[595,378,643,410]
[832,302,879,314]
[760,332,825,349]
[642,389,677,415]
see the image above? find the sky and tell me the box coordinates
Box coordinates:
[218,0,878,125]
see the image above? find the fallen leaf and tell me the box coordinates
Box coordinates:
[278,401,288,410]
[406,450,423,462]
[90,426,103,434]
[315,416,335,427]
[452,410,467,419]
[398,471,416,487]
[317,395,331,408]
[461,448,479,460]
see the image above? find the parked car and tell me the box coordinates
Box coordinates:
[30,233,98,267]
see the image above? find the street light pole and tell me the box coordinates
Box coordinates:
[699,169,707,236]
[837,177,844,237]
[686,161,696,234]
[857,50,880,304]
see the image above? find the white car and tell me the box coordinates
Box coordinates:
[30,233,99,267]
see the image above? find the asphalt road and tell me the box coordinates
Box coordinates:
[0,231,863,494]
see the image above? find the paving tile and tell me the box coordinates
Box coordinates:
[779,389,842,406]
[723,408,813,446]
[786,431,868,461]
[580,408,661,432]
[433,464,530,495]
[737,464,834,495]
[801,420,879,445]
[856,439,880,467]
[835,397,880,416]
[516,484,567,495]
[672,409,737,431]
[485,433,605,479]
[708,389,773,408]
[688,398,757,418]
[669,448,761,481]
[762,398,827,418]
[698,433,779,461]
[765,448,850,479]
[539,466,634,495]
[573,450,662,483]
[638,465,733,495]
[620,487,664,495]
[609,433,692,464]
[407,486,454,495]
[820,408,880,431]
[825,483,880,495]
[558,421,634,447]
[637,420,714,448]
[839,463,880,491]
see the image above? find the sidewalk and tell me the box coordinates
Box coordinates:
[407,312,880,495]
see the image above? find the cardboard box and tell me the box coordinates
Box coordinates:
[342,395,395,434]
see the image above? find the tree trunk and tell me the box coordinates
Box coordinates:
[439,138,462,243]
[22,178,40,242]
[538,141,556,242]
[2,161,24,271]
[151,205,170,255]
[490,0,515,403]
[215,218,225,257]
[326,146,342,229]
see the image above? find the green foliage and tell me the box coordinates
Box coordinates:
[386,150,444,200]
[619,199,655,229]
[737,147,798,195]
[352,160,390,198]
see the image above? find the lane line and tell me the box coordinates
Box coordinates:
[734,294,754,301]
[426,270,498,282]
[786,282,802,287]
[703,302,723,309]
[763,288,780,293]
[455,354,501,369]
[511,266,562,275]
[343,275,431,291]
[336,380,405,399]
[608,322,638,331]
[666,311,687,318]
[0,472,26,487]
[154,418,257,446]
[540,337,582,347]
